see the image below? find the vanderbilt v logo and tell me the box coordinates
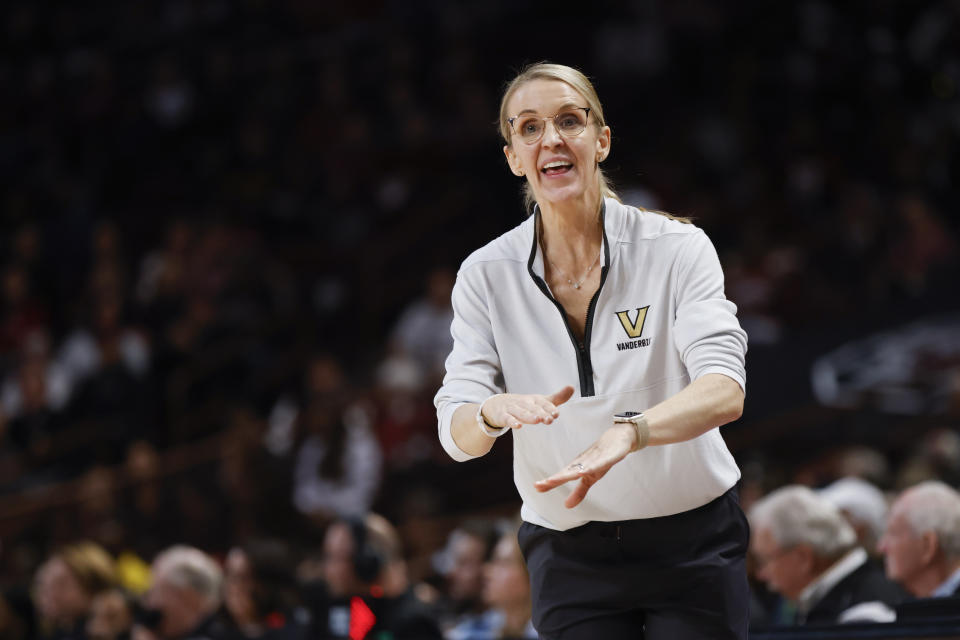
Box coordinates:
[616,306,650,338]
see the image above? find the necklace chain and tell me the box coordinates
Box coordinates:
[540,228,602,290]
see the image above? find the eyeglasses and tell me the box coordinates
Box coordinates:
[508,107,592,144]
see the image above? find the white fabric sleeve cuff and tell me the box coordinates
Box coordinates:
[477,396,510,438]
[437,401,481,462]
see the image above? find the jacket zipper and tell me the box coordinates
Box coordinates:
[529,264,607,397]
[527,207,610,398]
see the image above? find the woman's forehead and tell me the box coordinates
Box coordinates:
[508,78,585,115]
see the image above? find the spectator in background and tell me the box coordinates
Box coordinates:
[74,466,125,552]
[120,441,175,562]
[59,293,153,463]
[9,224,54,318]
[389,267,455,383]
[2,330,72,458]
[2,357,67,484]
[878,481,960,597]
[887,194,957,297]
[895,429,960,489]
[134,546,224,640]
[136,219,193,319]
[372,354,441,472]
[749,485,904,625]
[433,519,500,635]
[33,541,117,640]
[291,355,382,523]
[0,263,48,365]
[86,588,134,640]
[58,293,150,390]
[819,477,889,561]
[85,221,128,307]
[309,513,441,639]
[222,540,308,640]
[448,522,536,640]
[218,407,298,543]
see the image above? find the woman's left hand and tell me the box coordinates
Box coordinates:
[533,423,637,508]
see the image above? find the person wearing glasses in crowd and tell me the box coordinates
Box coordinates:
[435,62,749,639]
[749,486,904,625]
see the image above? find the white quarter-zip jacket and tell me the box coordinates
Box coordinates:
[435,198,747,531]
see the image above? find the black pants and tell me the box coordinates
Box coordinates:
[518,487,750,640]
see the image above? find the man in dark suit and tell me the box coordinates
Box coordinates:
[878,481,960,598]
[749,485,905,625]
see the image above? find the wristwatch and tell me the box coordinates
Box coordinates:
[613,411,650,451]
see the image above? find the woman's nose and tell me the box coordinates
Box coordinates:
[540,119,564,146]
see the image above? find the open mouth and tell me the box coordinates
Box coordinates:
[541,161,573,176]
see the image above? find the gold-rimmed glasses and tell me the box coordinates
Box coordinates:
[508,107,592,144]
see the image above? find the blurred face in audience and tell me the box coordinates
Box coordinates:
[87,590,133,640]
[877,502,928,592]
[751,527,812,601]
[322,522,367,597]
[447,532,487,603]
[34,556,91,626]
[482,535,528,609]
[142,571,203,640]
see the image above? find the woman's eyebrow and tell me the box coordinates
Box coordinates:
[515,102,581,116]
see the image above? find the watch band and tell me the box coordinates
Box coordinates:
[614,412,650,451]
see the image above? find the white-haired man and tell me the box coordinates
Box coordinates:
[749,485,904,625]
[133,546,224,640]
[878,481,960,597]
[819,476,888,557]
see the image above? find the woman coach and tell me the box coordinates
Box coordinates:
[435,62,750,639]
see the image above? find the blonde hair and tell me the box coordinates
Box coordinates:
[499,62,619,214]
[499,63,690,224]
[56,541,116,596]
[364,512,403,563]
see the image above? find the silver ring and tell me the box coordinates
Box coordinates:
[573,463,585,473]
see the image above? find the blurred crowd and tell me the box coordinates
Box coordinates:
[0,512,534,640]
[4,477,960,640]
[1,0,960,638]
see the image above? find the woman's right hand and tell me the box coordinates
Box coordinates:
[481,386,575,430]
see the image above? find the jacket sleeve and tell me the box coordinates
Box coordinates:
[433,265,505,461]
[672,230,747,392]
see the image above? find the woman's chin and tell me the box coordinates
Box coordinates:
[536,184,591,207]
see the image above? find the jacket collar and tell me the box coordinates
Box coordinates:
[527,198,615,280]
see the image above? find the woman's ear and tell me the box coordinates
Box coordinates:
[503,144,524,176]
[596,125,611,163]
